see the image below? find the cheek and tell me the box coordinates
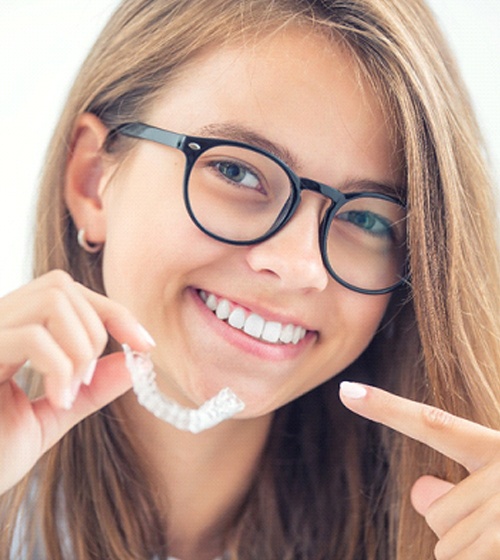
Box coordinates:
[99,172,187,301]
[102,143,187,242]
[100,172,230,316]
[326,289,390,355]
[305,288,390,368]
[345,292,390,337]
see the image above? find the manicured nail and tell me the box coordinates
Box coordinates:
[340,381,368,400]
[82,359,97,386]
[71,378,81,399]
[138,324,156,347]
[60,383,78,410]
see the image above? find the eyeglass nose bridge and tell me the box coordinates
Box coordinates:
[271,177,345,254]
[293,178,347,229]
[298,178,346,206]
[272,177,346,236]
[272,177,343,235]
[262,177,344,289]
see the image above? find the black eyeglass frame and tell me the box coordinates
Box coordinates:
[108,122,408,295]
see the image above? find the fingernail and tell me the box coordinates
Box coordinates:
[60,382,79,410]
[340,381,367,400]
[82,359,97,386]
[137,324,156,347]
[71,378,81,399]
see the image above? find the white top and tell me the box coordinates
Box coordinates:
[13,491,229,560]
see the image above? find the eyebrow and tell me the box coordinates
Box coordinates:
[340,179,403,199]
[196,122,300,170]
[195,122,403,200]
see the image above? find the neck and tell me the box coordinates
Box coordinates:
[118,390,273,560]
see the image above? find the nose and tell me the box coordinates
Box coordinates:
[245,195,330,292]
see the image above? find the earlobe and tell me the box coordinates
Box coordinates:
[64,113,113,245]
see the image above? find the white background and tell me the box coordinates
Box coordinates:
[1,1,499,296]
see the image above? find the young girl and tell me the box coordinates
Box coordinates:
[1,1,500,559]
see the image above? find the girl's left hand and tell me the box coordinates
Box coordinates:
[339,382,500,559]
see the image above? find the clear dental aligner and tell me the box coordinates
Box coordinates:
[122,344,245,434]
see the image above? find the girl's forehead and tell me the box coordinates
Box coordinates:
[150,29,384,131]
[130,30,400,199]
[147,29,402,188]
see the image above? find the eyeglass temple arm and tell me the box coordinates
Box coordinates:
[113,122,186,150]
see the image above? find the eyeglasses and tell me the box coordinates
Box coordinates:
[109,122,408,294]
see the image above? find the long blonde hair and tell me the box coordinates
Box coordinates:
[2,1,500,558]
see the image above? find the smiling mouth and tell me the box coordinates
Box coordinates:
[199,290,308,345]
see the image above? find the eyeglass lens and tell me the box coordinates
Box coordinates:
[186,144,407,293]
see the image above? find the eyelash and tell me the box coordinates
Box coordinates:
[208,160,268,194]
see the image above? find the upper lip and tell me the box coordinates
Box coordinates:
[196,287,316,332]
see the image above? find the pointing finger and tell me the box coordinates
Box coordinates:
[339,382,500,472]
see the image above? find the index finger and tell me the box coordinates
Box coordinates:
[339,381,500,472]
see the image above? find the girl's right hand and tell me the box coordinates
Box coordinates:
[0,270,155,496]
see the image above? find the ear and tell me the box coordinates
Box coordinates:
[64,113,115,245]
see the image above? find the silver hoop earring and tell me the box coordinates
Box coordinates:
[77,229,103,254]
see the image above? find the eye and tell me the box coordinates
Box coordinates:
[337,210,392,237]
[214,161,261,189]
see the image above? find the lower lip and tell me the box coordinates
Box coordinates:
[189,288,315,361]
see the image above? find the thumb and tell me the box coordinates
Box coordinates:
[32,352,133,453]
[411,475,455,516]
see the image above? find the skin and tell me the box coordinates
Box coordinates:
[91,29,397,417]
[78,30,397,557]
[340,383,500,559]
[2,29,397,559]
[0,271,153,493]
[0,25,496,560]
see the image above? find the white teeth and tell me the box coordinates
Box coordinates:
[200,290,307,345]
[206,293,218,311]
[292,326,304,344]
[243,313,265,338]
[262,321,282,343]
[215,299,231,320]
[279,324,295,344]
[228,307,246,329]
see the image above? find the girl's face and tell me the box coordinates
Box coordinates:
[100,28,402,417]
